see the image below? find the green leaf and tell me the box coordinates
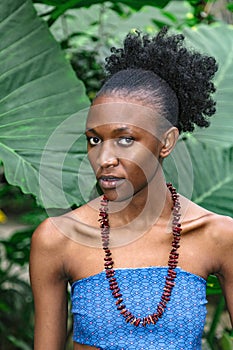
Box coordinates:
[164,24,233,217]
[206,275,222,295]
[0,229,33,266]
[165,139,233,216]
[7,336,32,350]
[34,0,170,10]
[183,24,233,148]
[1,2,233,217]
[227,4,233,12]
[0,0,89,208]
[33,0,171,25]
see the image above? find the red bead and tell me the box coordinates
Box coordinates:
[134,318,141,327]
[113,293,122,298]
[166,280,175,287]
[109,277,116,283]
[162,295,170,302]
[102,228,109,233]
[126,315,134,323]
[130,318,137,325]
[110,284,118,290]
[168,269,177,277]
[123,311,131,318]
[157,310,163,317]
[104,257,112,262]
[115,298,123,305]
[160,301,167,308]
[173,227,182,232]
[112,288,120,295]
[163,290,171,296]
[117,304,126,310]
[169,259,178,265]
[120,308,127,314]
[100,183,181,328]
[110,281,118,287]
[106,270,115,278]
[105,264,114,269]
[168,264,177,269]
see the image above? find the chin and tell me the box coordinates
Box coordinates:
[102,188,134,203]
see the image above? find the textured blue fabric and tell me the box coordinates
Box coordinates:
[71,266,207,349]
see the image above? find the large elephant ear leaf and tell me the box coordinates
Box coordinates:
[0,0,90,209]
[183,24,233,148]
[164,24,233,216]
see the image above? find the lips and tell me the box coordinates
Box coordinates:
[98,176,125,189]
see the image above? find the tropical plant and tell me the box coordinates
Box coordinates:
[1,0,233,213]
[0,228,34,350]
[0,0,233,349]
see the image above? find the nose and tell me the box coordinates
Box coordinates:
[97,140,119,168]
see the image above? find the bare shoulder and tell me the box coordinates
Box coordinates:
[206,212,233,244]
[180,196,233,244]
[31,197,102,255]
[32,196,99,245]
[31,216,70,253]
[181,195,232,229]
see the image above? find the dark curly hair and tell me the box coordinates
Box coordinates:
[96,27,218,133]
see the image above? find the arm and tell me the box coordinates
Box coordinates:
[216,216,233,327]
[30,219,69,350]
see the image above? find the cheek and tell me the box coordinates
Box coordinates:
[87,148,98,172]
[129,147,160,175]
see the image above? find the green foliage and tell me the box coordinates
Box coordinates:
[219,330,233,350]
[0,183,36,214]
[70,50,105,100]
[33,0,170,26]
[0,2,233,213]
[227,3,233,12]
[0,0,89,209]
[163,24,233,216]
[0,183,47,349]
[186,0,215,24]
[33,0,233,29]
[1,229,32,266]
[0,229,34,350]
[206,275,222,296]
[0,1,233,349]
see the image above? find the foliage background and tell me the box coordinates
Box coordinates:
[0,0,233,349]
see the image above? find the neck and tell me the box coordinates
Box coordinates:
[107,172,173,232]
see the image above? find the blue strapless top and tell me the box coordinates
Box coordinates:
[71,266,207,349]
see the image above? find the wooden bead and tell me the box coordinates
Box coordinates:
[115,298,123,305]
[134,318,141,327]
[100,183,182,327]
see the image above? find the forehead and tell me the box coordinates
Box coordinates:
[86,101,171,138]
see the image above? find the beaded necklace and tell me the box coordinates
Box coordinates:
[99,182,182,327]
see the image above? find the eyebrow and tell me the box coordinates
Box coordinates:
[85,126,133,135]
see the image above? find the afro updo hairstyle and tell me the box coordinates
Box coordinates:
[96,27,218,133]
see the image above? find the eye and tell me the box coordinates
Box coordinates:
[118,137,134,147]
[87,136,102,146]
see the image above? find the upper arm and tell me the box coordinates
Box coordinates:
[30,219,69,350]
[216,216,233,327]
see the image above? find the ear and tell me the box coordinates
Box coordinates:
[159,127,179,159]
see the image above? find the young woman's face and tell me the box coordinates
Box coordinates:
[86,96,170,201]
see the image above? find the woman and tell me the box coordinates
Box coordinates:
[30,28,233,349]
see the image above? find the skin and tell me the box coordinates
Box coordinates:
[30,95,233,350]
